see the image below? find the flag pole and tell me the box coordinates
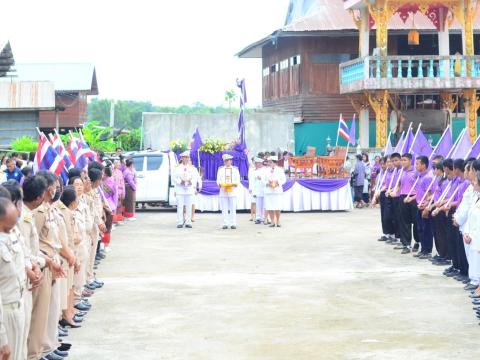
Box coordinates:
[464,133,480,160]
[335,113,342,147]
[400,122,413,154]
[408,122,422,154]
[384,131,391,154]
[446,128,465,158]
[429,125,450,161]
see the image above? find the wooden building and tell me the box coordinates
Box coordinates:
[237,0,480,153]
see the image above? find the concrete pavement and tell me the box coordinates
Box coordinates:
[69,208,480,359]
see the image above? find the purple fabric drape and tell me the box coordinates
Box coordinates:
[176,150,249,180]
[199,181,220,195]
[199,179,349,196]
[295,179,349,192]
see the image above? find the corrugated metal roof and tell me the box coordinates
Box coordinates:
[283,0,480,31]
[9,63,98,95]
[0,81,55,110]
[237,0,480,58]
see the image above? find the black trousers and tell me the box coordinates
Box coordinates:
[446,210,460,269]
[399,195,419,247]
[391,197,401,239]
[416,210,433,253]
[431,212,448,259]
[381,192,394,235]
[456,230,469,276]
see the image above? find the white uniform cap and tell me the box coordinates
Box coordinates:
[180,150,190,157]
[222,154,233,161]
[254,157,263,163]
[271,155,278,162]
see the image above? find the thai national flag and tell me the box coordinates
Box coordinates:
[33,134,66,182]
[50,133,73,170]
[68,137,79,164]
[338,116,350,142]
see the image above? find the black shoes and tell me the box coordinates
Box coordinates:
[378,236,388,242]
[412,243,420,252]
[401,247,411,254]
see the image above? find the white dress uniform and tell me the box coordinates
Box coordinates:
[216,161,240,227]
[174,155,201,227]
[264,165,287,211]
[463,191,480,285]
[0,231,26,360]
[454,184,474,263]
[250,163,267,222]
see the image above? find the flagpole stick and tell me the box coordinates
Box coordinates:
[387,167,397,191]
[418,176,435,206]
[384,131,391,154]
[409,123,422,154]
[446,128,465,158]
[400,122,414,154]
[335,113,341,147]
[464,133,480,160]
[445,187,459,208]
[429,125,450,161]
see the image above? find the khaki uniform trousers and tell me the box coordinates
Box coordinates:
[4,299,25,360]
[23,290,32,359]
[73,242,88,304]
[86,227,99,284]
[41,279,60,356]
[27,268,52,360]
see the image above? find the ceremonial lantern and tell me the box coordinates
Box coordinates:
[408,13,419,46]
[222,167,233,193]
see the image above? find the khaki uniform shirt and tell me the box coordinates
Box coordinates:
[18,203,46,269]
[33,203,61,259]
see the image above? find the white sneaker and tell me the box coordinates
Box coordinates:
[127,217,137,221]
[105,246,112,253]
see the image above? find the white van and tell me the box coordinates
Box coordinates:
[126,151,178,207]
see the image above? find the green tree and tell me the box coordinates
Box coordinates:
[224,89,237,112]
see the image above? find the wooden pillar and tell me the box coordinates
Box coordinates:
[369,0,389,57]
[438,7,450,76]
[368,90,389,148]
[359,7,370,57]
[463,0,478,140]
[350,95,370,148]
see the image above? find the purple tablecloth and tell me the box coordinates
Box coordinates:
[199,178,349,196]
[176,150,249,180]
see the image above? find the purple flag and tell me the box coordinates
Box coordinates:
[235,79,247,152]
[401,127,415,154]
[465,135,480,159]
[433,127,453,158]
[393,132,404,154]
[385,135,394,155]
[190,128,204,152]
[450,130,472,159]
[348,116,356,146]
[410,128,433,158]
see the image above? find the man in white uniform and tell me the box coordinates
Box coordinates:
[250,158,266,224]
[216,154,240,229]
[174,151,200,228]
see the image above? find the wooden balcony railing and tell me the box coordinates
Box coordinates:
[339,55,480,94]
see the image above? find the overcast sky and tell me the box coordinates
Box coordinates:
[1,0,290,107]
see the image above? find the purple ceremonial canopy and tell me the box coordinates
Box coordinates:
[199,178,349,196]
